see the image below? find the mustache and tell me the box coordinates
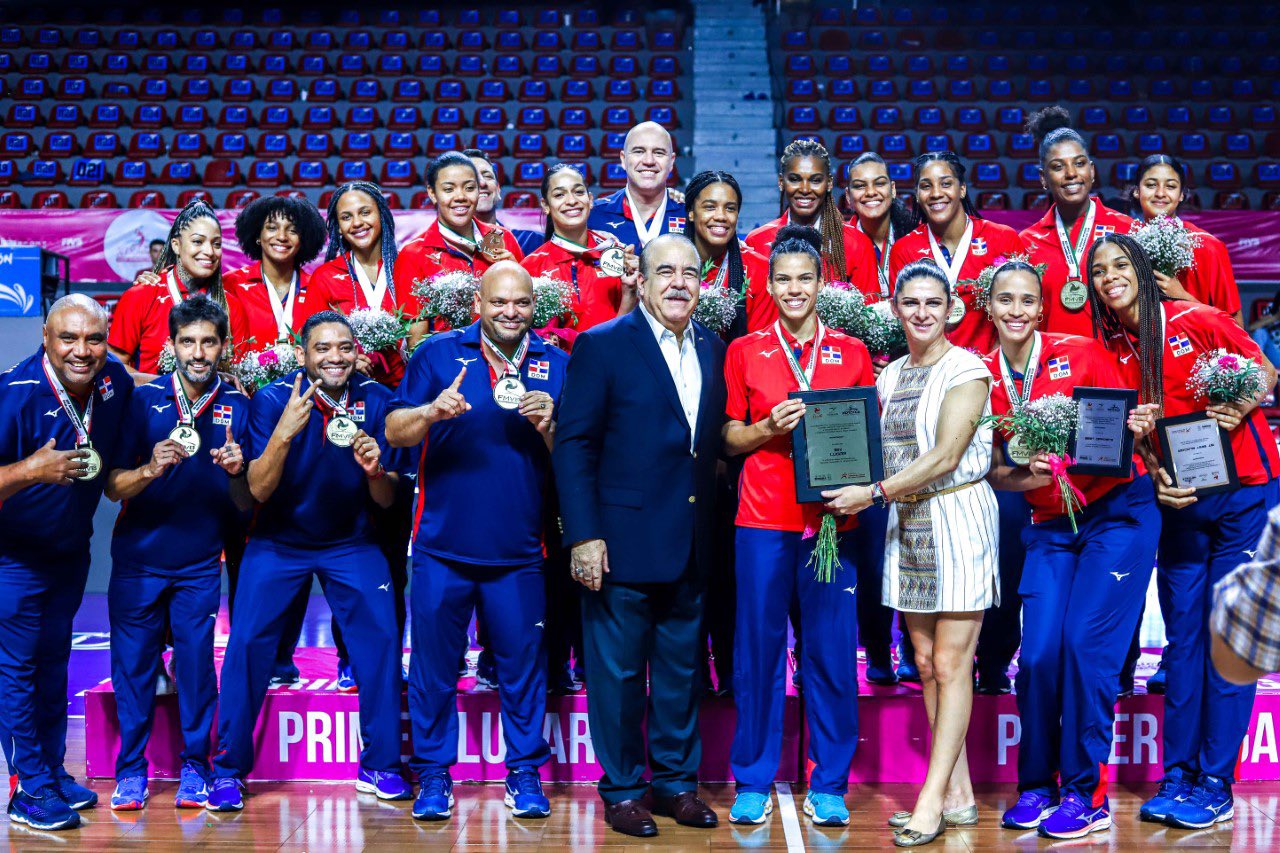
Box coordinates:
[663,287,694,301]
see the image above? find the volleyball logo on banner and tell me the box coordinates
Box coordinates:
[103,209,172,281]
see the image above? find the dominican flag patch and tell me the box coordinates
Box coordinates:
[667,216,686,233]
[1094,224,1116,239]
[971,237,988,256]
[820,345,842,365]
[528,359,550,381]
[212,404,233,425]
[1048,356,1071,380]
[1168,333,1193,357]
[98,376,114,400]
[349,400,366,422]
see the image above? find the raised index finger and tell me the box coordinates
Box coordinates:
[225,423,234,445]
[449,366,467,390]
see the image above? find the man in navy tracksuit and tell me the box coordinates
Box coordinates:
[104,295,252,811]
[205,311,410,811]
[387,262,565,821]
[0,295,133,830]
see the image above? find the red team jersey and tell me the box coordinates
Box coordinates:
[702,245,776,335]
[307,254,406,387]
[1020,198,1136,338]
[889,218,1027,354]
[745,214,881,303]
[520,231,625,348]
[1179,220,1241,317]
[108,268,247,373]
[222,262,322,354]
[983,333,1137,523]
[725,325,875,531]
[393,219,525,325]
[1109,301,1280,487]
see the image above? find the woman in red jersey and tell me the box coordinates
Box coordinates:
[1130,154,1242,324]
[685,170,773,340]
[1019,106,1135,338]
[745,139,880,301]
[889,152,1027,355]
[846,152,918,307]
[394,152,523,347]
[519,163,639,350]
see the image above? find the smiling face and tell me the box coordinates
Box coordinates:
[1090,241,1141,316]
[172,217,222,280]
[470,156,500,216]
[916,160,966,230]
[259,212,300,268]
[779,155,829,222]
[768,252,821,326]
[893,275,951,348]
[1041,139,1096,209]
[1137,162,1185,220]
[429,164,480,232]
[639,237,701,331]
[43,303,109,392]
[988,269,1043,348]
[477,263,535,348]
[172,319,225,388]
[540,168,593,234]
[689,182,740,253]
[298,322,357,394]
[846,160,896,225]
[621,123,675,194]
[335,190,382,255]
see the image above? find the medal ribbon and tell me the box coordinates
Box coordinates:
[549,230,616,261]
[262,268,299,341]
[773,320,825,393]
[163,268,186,306]
[480,332,530,378]
[315,387,350,417]
[346,253,391,310]
[872,222,894,299]
[438,222,480,255]
[1054,199,1097,282]
[926,217,974,288]
[998,332,1042,412]
[171,372,221,426]
[41,355,93,446]
[624,187,668,247]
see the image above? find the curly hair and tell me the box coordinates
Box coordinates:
[234,196,327,266]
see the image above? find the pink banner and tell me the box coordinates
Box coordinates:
[0,209,546,285]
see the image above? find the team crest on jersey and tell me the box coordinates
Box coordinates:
[1168,333,1193,357]
[1094,224,1116,238]
[971,238,988,256]
[1047,356,1071,380]
[98,376,114,400]
[212,403,233,425]
[349,401,366,422]
[667,216,686,233]
[528,359,550,381]
[820,345,842,365]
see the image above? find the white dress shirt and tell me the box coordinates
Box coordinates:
[639,301,701,450]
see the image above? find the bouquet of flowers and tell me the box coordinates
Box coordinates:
[964,254,1050,310]
[1189,348,1267,404]
[234,343,299,392]
[412,270,479,328]
[157,340,177,374]
[531,275,576,328]
[815,281,867,335]
[1130,215,1202,277]
[693,283,741,334]
[347,307,409,354]
[982,392,1086,532]
[856,300,908,358]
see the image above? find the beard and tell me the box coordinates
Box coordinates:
[178,358,216,387]
[482,316,530,346]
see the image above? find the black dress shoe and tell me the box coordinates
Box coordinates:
[653,791,719,828]
[605,799,658,837]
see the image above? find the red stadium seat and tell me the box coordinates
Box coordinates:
[434,79,468,103]
[1204,161,1242,190]
[867,79,899,102]
[171,132,209,159]
[41,133,80,158]
[384,132,420,158]
[56,76,92,100]
[513,133,549,158]
[1213,191,1249,210]
[263,79,297,103]
[83,132,120,159]
[869,106,903,131]
[247,160,285,188]
[494,55,526,78]
[387,106,423,131]
[49,104,85,129]
[298,133,335,159]
[0,159,14,187]
[518,107,552,131]
[786,107,822,132]
[380,160,419,188]
[263,53,295,76]
[114,160,153,187]
[24,160,63,187]
[877,133,913,158]
[259,107,295,131]
[410,190,434,209]
[302,106,337,130]
[1254,163,1280,190]
[431,106,466,131]
[0,191,19,208]
[173,105,208,130]
[1022,192,1052,211]
[336,161,374,184]
[255,133,294,158]
[127,132,166,158]
[350,79,384,103]
[426,132,462,156]
[1092,133,1125,158]
[1134,133,1167,156]
[561,80,594,103]
[559,107,594,131]
[132,105,169,131]
[179,78,214,102]
[32,190,71,209]
[953,107,988,132]
[833,134,868,159]
[6,104,40,128]
[203,159,240,187]
[473,106,507,131]
[976,192,1010,210]
[216,106,252,131]
[1006,133,1037,159]
[226,190,261,208]
[970,162,1008,189]
[213,132,249,158]
[129,190,168,208]
[1175,133,1209,159]
[600,132,627,158]
[478,79,512,103]
[136,77,171,102]
[341,132,378,158]
[1110,162,1139,190]
[79,190,118,208]
[157,162,197,185]
[556,133,594,158]
[470,132,507,157]
[292,161,331,188]
[306,79,341,103]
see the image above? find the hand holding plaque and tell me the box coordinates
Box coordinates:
[1067,387,1138,478]
[1155,412,1240,496]
[789,386,883,504]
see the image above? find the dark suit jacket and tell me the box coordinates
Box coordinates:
[553,308,727,585]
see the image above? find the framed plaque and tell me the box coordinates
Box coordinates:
[789,386,883,503]
[1156,412,1240,495]
[1068,386,1138,477]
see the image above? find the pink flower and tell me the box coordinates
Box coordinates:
[258,350,279,366]
[993,255,1009,266]
[1218,355,1240,370]
[828,280,852,291]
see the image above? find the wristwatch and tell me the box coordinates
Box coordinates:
[871,482,889,508]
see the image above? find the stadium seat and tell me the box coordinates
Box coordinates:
[50,104,86,128]
[947,79,976,100]
[518,80,550,102]
[345,106,379,131]
[787,107,822,132]
[222,78,258,102]
[994,107,1025,133]
[431,106,465,130]
[67,157,105,186]
[302,106,337,130]
[409,190,434,209]
[1134,133,1167,156]
[127,131,165,158]
[869,106,902,131]
[832,134,868,159]
[6,104,39,129]
[434,79,467,102]
[341,132,377,158]
[380,160,418,188]
[1205,161,1242,189]
[494,55,526,77]
[25,160,63,187]
[600,133,627,157]
[307,79,340,103]
[1006,133,1037,159]
[264,79,297,102]
[1251,105,1278,130]
[203,159,240,187]
[976,192,1011,210]
[83,132,120,158]
[601,107,636,132]
[907,79,937,102]
[1092,134,1125,158]
[62,52,95,73]
[559,107,593,131]
[299,133,335,159]
[513,133,550,158]
[962,133,996,158]
[129,190,167,208]
[79,190,118,208]
[136,77,171,102]
[0,160,14,187]
[868,80,899,102]
[171,132,209,158]
[455,55,485,77]
[1111,162,1139,189]
[157,162,196,185]
[1078,107,1110,132]
[292,161,330,188]
[471,132,507,157]
[214,132,249,158]
[1206,106,1237,131]
[1017,162,1044,189]
[478,80,512,103]
[512,161,548,189]
[336,161,373,184]
[247,160,285,188]
[426,132,462,156]
[415,55,445,76]
[953,107,987,132]
[259,106,295,131]
[256,133,294,158]
[384,132,420,158]
[393,80,424,102]
[556,133,593,158]
[1163,106,1193,130]
[387,106,423,131]
[1213,191,1249,209]
[174,105,208,129]
[921,133,953,154]
[878,134,914,159]
[223,190,257,208]
[533,55,563,77]
[114,160,152,187]
[1256,163,1280,190]
[1224,134,1257,158]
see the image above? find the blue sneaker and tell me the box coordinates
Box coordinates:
[7,785,80,831]
[1140,770,1192,823]
[269,662,300,687]
[356,767,412,801]
[865,660,898,686]
[1147,663,1168,694]
[1165,775,1233,829]
[53,772,98,810]
[110,776,148,811]
[336,660,357,693]
[803,792,850,826]
[476,649,499,690]
[1038,793,1111,839]
[205,777,244,812]
[896,660,921,683]
[504,768,550,819]
[1002,790,1059,829]
[174,763,209,809]
[413,773,454,821]
[729,791,772,824]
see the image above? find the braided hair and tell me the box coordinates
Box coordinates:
[848,152,916,236]
[538,162,591,241]
[1026,105,1088,164]
[778,139,847,282]
[1128,153,1189,220]
[154,199,227,314]
[768,223,823,277]
[685,170,747,295]
[323,182,398,281]
[912,151,983,228]
[1085,233,1167,409]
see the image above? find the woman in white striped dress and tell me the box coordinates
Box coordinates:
[822,260,997,847]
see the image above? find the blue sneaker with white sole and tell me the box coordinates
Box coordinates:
[504,768,550,818]
[110,776,148,811]
[1001,789,1058,829]
[413,773,454,821]
[355,767,412,801]
[7,785,80,831]
[1165,775,1233,830]
[1140,770,1192,823]
[205,777,244,811]
[174,762,209,809]
[53,773,98,810]
[729,791,772,824]
[336,660,357,692]
[804,792,850,826]
[1038,793,1111,839]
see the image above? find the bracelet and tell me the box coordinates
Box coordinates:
[367,465,386,481]
[871,481,889,507]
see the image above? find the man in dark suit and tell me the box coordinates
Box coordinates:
[553,234,726,838]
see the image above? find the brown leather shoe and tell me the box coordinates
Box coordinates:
[604,799,659,837]
[653,791,719,828]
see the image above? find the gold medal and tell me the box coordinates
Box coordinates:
[947,297,967,326]
[169,424,201,455]
[76,443,102,480]
[598,247,627,278]
[1060,280,1088,311]
[493,375,526,410]
[1007,434,1034,467]
[325,415,358,447]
